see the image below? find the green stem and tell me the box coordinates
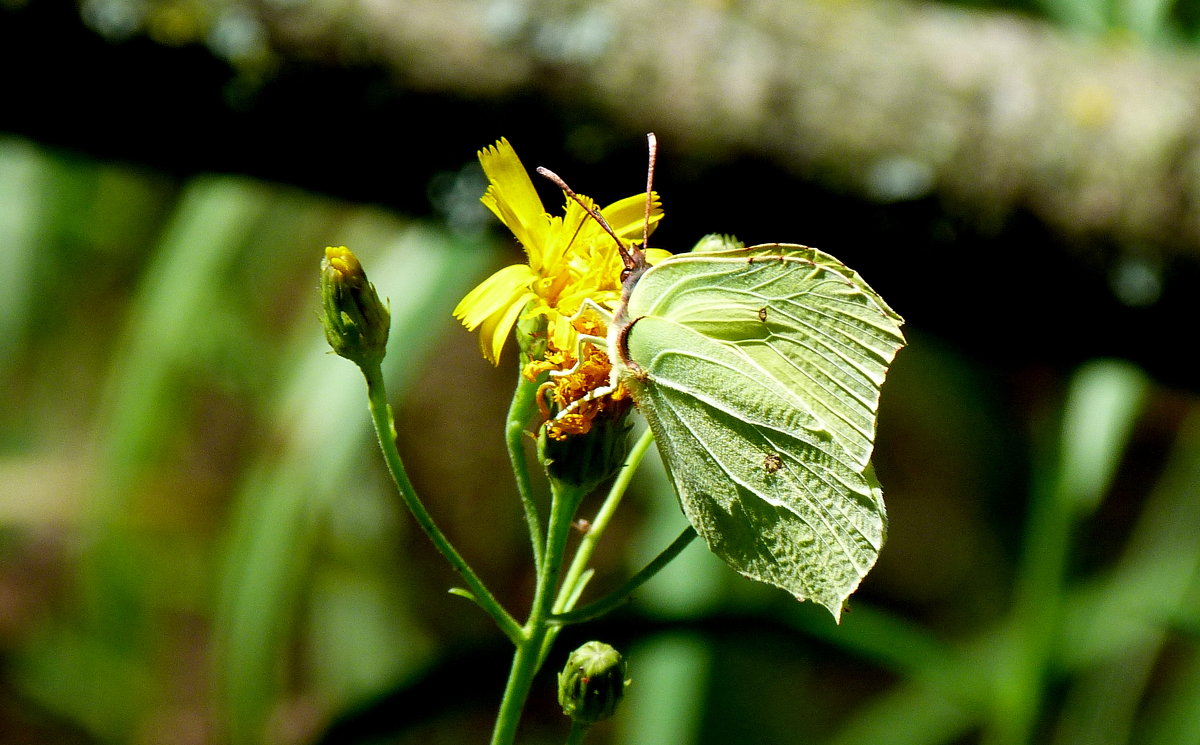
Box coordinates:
[553,429,655,615]
[490,478,587,745]
[362,363,522,643]
[507,375,545,573]
[565,721,591,745]
[490,635,546,745]
[535,429,656,666]
[550,526,697,625]
[490,428,672,742]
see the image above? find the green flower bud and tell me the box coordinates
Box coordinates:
[320,246,390,368]
[558,641,629,725]
[690,233,743,253]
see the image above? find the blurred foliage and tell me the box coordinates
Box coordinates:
[3,0,1200,743]
[5,132,1200,745]
[0,135,509,743]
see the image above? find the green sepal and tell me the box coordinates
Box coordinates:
[538,406,633,491]
[516,309,549,367]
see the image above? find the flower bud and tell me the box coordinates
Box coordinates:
[690,233,743,253]
[558,641,629,725]
[320,246,390,368]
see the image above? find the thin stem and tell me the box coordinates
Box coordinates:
[542,481,589,617]
[565,721,591,745]
[554,428,656,614]
[362,363,522,644]
[490,478,588,745]
[490,635,546,745]
[507,374,544,572]
[550,526,697,626]
[536,429,656,665]
[491,428,666,743]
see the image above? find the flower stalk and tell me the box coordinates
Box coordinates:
[322,138,700,745]
[360,361,523,644]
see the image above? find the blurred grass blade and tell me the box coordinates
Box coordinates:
[1143,645,1200,745]
[1058,359,1147,513]
[830,666,979,745]
[990,359,1147,745]
[805,603,957,684]
[0,138,46,372]
[91,175,269,511]
[615,633,710,745]
[1117,0,1175,40]
[1037,0,1109,33]
[1060,406,1200,744]
[14,175,271,742]
[84,175,270,650]
[832,360,1153,745]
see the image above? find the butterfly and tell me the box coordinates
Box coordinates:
[540,135,905,619]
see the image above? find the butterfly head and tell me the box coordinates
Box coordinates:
[619,242,653,286]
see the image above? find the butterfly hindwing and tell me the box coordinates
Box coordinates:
[615,243,905,618]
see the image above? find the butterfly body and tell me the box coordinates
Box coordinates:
[609,243,905,618]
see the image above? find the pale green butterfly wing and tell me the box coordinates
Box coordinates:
[614,243,904,619]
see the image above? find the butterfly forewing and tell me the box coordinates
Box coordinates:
[624,244,904,469]
[616,243,904,618]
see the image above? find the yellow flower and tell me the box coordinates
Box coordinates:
[541,345,631,440]
[453,138,668,366]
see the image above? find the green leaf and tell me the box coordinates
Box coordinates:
[613,243,905,619]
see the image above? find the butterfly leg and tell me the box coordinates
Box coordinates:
[547,298,615,378]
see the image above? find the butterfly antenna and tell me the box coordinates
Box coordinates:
[643,132,657,251]
[537,166,636,272]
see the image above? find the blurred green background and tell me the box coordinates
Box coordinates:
[4,0,1200,743]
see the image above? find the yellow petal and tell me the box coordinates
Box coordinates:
[601,192,663,242]
[644,248,673,265]
[478,292,533,365]
[478,139,549,264]
[548,312,578,357]
[453,263,536,330]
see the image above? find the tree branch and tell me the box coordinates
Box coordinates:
[261,0,1200,255]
